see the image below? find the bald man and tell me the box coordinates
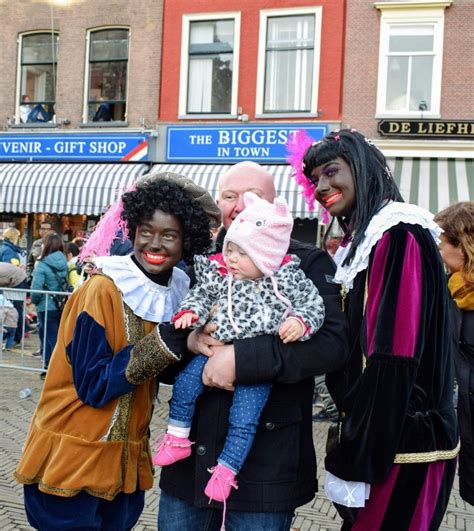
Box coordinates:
[158,161,349,530]
[218,161,277,229]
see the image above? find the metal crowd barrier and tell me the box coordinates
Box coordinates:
[0,286,72,373]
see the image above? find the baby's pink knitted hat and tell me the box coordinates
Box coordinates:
[224,192,293,276]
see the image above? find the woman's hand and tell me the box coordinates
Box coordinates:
[186,323,224,357]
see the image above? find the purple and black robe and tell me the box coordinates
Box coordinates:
[326,222,459,530]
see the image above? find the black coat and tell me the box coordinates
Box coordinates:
[158,238,349,511]
[451,302,474,505]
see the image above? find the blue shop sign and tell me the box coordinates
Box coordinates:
[166,124,329,162]
[0,133,149,161]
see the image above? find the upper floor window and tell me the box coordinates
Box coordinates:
[179,13,240,117]
[17,32,58,124]
[256,8,322,116]
[375,3,449,117]
[86,28,129,122]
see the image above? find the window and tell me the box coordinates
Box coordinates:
[256,8,322,116]
[86,28,129,122]
[17,32,58,124]
[375,3,450,117]
[179,13,240,117]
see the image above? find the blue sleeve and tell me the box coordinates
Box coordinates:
[66,311,137,408]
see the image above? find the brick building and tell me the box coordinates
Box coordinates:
[154,0,346,242]
[0,0,164,245]
[341,0,473,213]
[0,0,163,128]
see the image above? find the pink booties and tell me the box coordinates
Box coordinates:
[152,433,194,466]
[204,463,238,502]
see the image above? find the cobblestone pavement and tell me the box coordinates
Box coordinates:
[0,338,473,530]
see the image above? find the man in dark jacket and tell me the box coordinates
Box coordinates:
[26,221,53,281]
[157,162,349,529]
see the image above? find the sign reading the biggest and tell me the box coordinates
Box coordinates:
[166,125,329,162]
[378,120,474,139]
[0,133,149,161]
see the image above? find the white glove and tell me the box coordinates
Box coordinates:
[324,471,371,508]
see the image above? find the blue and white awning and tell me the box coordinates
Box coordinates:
[0,162,148,215]
[151,164,317,219]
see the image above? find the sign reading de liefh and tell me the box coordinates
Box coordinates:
[166,124,329,163]
[378,120,474,139]
[0,133,149,161]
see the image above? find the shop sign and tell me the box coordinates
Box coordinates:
[0,133,149,161]
[166,124,329,162]
[378,120,474,139]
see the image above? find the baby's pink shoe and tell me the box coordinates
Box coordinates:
[152,433,194,466]
[204,463,238,502]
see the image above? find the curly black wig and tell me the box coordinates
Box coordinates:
[121,179,212,263]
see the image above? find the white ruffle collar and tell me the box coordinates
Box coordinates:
[333,202,442,289]
[93,255,190,322]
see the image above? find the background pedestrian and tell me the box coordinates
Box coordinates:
[435,201,474,506]
[30,232,68,376]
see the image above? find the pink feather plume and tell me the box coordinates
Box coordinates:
[79,184,135,261]
[286,130,330,223]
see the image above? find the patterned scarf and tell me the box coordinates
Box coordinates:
[448,272,474,311]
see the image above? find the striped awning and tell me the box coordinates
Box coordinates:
[0,162,149,215]
[151,163,317,219]
[387,158,473,213]
[152,160,473,219]
[1,159,470,218]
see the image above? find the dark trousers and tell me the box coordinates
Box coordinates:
[3,326,16,349]
[24,483,144,531]
[37,310,60,368]
[13,280,28,343]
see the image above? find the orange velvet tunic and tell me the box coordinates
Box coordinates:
[14,274,179,500]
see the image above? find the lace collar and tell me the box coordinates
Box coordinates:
[93,255,190,322]
[333,202,442,290]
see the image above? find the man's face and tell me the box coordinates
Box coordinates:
[218,173,276,230]
[39,224,52,238]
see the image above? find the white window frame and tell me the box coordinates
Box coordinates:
[83,26,131,124]
[375,2,451,118]
[255,7,322,118]
[15,31,59,125]
[178,12,241,119]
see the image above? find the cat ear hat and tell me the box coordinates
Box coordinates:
[223,192,294,334]
[224,191,293,277]
[79,171,221,261]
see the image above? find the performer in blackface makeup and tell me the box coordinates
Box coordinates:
[288,129,458,530]
[14,172,220,531]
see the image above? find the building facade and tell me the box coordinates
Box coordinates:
[341,0,473,214]
[0,0,164,245]
[154,0,347,242]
